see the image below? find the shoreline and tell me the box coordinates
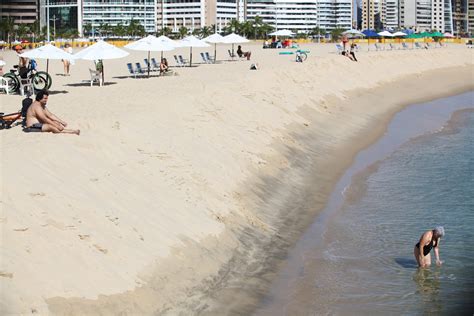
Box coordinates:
[47,67,473,315]
[254,92,474,315]
[1,45,473,315]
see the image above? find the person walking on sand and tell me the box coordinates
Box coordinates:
[414,226,444,268]
[62,43,73,76]
[349,43,358,62]
[25,90,80,135]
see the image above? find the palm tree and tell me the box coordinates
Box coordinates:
[200,26,212,38]
[0,17,15,45]
[83,23,92,37]
[330,28,345,42]
[160,26,172,36]
[178,26,188,38]
[17,24,30,41]
[224,19,241,35]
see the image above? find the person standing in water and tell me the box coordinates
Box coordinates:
[414,226,444,268]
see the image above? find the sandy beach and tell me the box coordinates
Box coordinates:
[0,42,473,315]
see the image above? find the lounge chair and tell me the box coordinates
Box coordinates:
[402,42,409,50]
[151,58,160,69]
[205,52,214,63]
[335,44,343,54]
[389,43,397,50]
[178,55,188,66]
[173,55,183,67]
[143,58,158,72]
[135,62,146,75]
[375,43,383,51]
[89,68,102,86]
[414,42,423,49]
[200,52,210,64]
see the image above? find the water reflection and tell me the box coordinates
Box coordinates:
[413,267,442,313]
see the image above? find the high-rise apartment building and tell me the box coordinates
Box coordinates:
[380,0,398,29]
[361,0,381,29]
[156,0,242,33]
[468,0,474,35]
[399,0,453,32]
[245,0,351,33]
[452,0,468,34]
[0,0,39,24]
[39,0,81,36]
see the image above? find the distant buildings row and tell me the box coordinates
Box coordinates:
[1,0,473,37]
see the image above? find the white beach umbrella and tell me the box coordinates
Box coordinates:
[156,35,181,48]
[203,33,224,63]
[74,40,129,84]
[443,32,454,38]
[378,31,395,37]
[222,33,249,59]
[392,31,407,37]
[342,29,365,37]
[19,43,73,73]
[125,35,174,76]
[269,29,296,37]
[178,35,210,67]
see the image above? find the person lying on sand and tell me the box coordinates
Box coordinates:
[25,90,80,135]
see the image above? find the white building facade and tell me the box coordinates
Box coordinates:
[399,0,453,32]
[82,0,157,33]
[245,0,352,33]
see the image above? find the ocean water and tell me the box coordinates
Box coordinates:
[256,92,474,315]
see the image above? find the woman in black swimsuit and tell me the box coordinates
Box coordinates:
[414,226,444,268]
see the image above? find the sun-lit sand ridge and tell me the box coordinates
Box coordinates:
[0,42,473,315]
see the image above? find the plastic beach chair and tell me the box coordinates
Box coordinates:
[335,44,343,54]
[205,52,214,63]
[402,42,409,50]
[0,77,10,95]
[135,62,146,75]
[375,43,383,51]
[89,69,102,86]
[151,58,160,69]
[178,55,188,65]
[143,59,158,71]
[200,52,210,64]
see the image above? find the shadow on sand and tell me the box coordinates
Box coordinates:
[65,82,118,87]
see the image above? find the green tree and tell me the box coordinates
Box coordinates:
[224,19,241,35]
[17,24,30,41]
[200,26,212,38]
[330,28,345,42]
[159,26,172,36]
[83,23,92,36]
[0,17,15,44]
[178,26,188,38]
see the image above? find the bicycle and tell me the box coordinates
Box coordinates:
[2,61,52,94]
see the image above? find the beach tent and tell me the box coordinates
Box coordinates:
[19,43,73,73]
[430,31,444,37]
[269,29,295,37]
[362,30,379,37]
[124,35,174,76]
[202,33,224,63]
[74,40,129,84]
[222,33,249,60]
[178,35,210,67]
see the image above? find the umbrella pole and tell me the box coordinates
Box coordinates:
[232,43,235,60]
[102,63,105,85]
[190,47,192,67]
[147,51,150,77]
[214,43,217,63]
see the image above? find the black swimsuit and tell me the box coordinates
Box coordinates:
[416,232,438,256]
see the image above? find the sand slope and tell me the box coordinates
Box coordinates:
[0,43,473,315]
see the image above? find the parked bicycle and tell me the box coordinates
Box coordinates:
[2,60,52,94]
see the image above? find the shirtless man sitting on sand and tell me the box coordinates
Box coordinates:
[26,90,80,135]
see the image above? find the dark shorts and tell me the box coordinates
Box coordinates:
[24,123,43,133]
